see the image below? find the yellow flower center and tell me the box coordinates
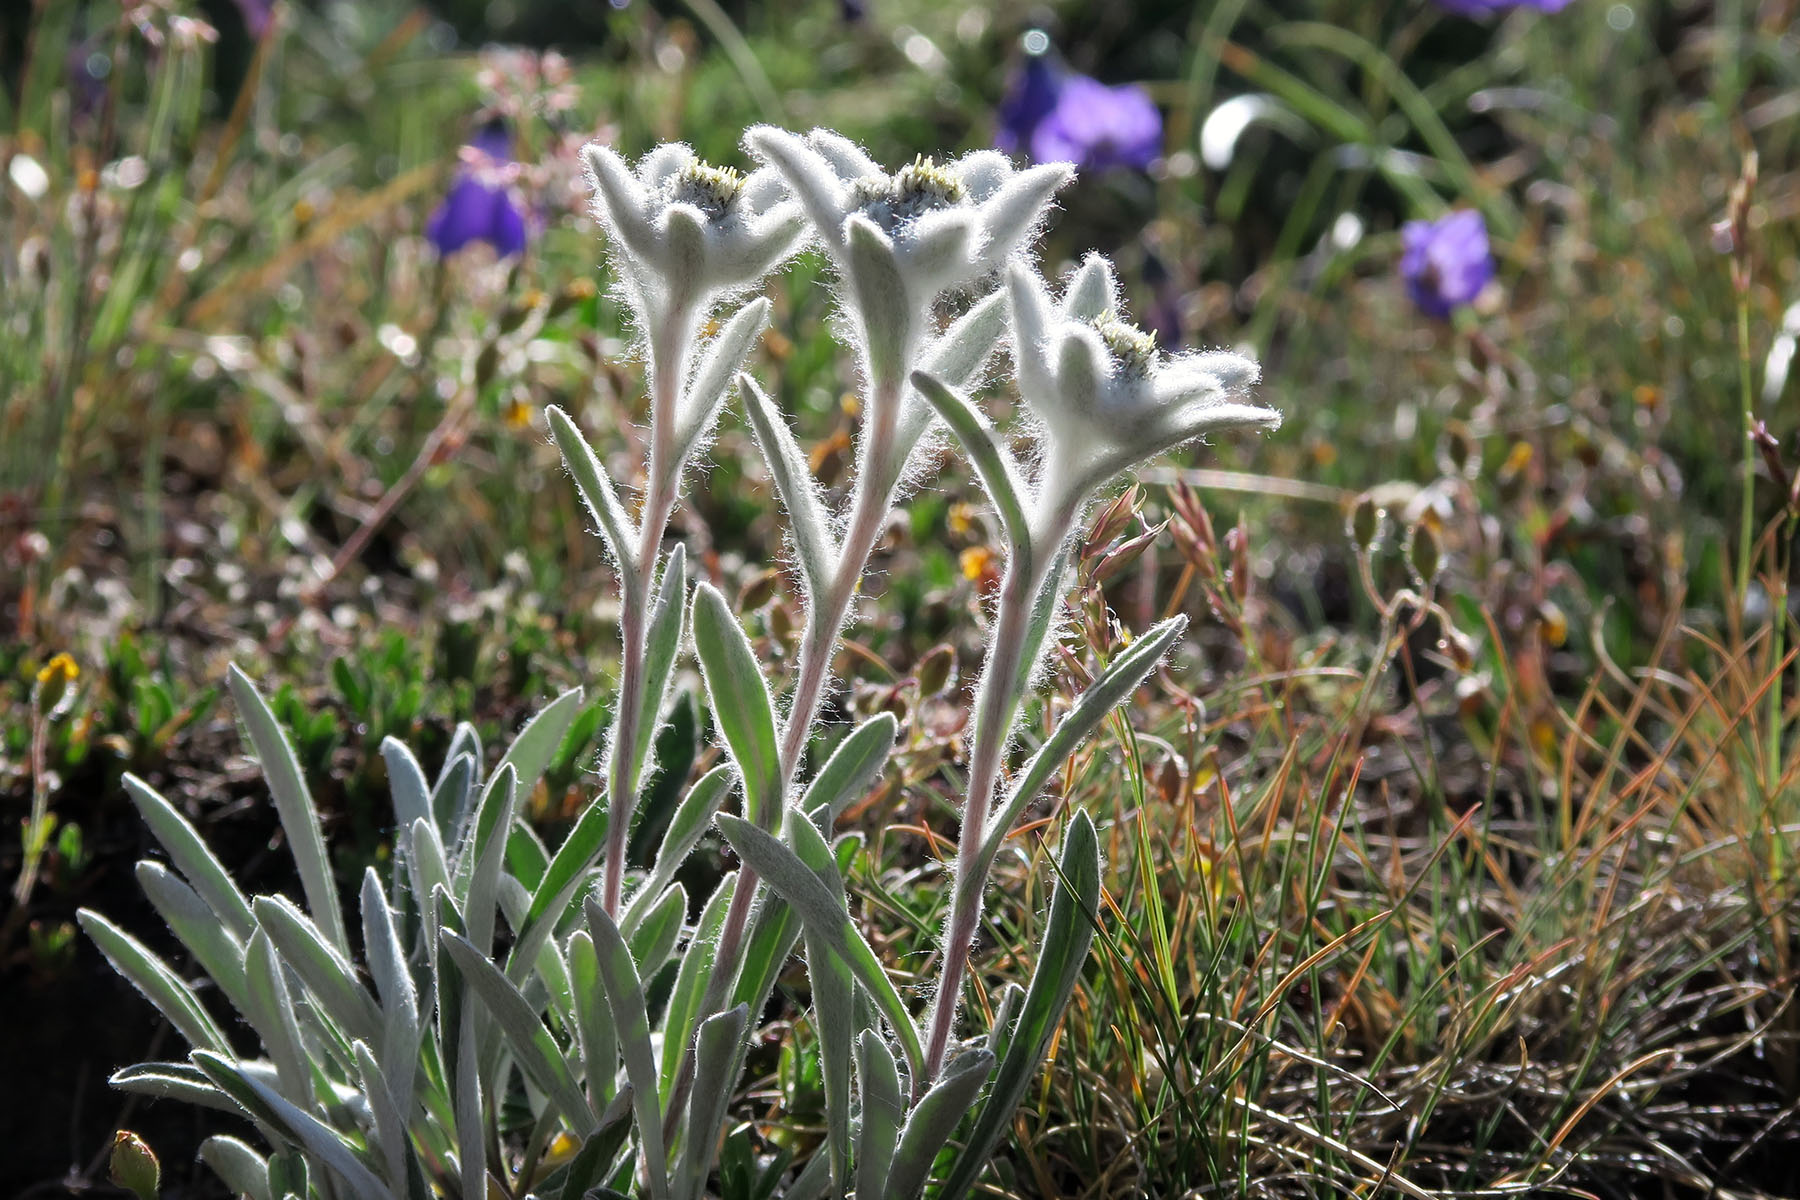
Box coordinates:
[849,156,968,231]
[1091,312,1158,376]
[668,161,745,219]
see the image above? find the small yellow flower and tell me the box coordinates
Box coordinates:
[947,502,978,536]
[960,545,996,585]
[36,652,79,688]
[504,397,533,429]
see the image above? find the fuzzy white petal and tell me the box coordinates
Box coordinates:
[976,162,1073,267]
[900,209,977,290]
[744,126,852,255]
[641,143,696,189]
[583,144,659,264]
[1062,254,1118,322]
[952,150,1013,201]
[805,129,883,182]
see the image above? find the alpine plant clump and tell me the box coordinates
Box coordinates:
[86,127,1279,1200]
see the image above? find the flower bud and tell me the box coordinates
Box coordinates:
[1348,495,1383,551]
[915,643,956,696]
[1406,521,1442,587]
[110,1130,159,1200]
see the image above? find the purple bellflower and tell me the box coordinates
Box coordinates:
[1033,75,1162,171]
[1435,0,1574,13]
[996,50,1162,171]
[233,0,273,39]
[1400,210,1494,319]
[427,123,528,258]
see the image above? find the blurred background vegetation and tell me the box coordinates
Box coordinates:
[3,0,1798,1197]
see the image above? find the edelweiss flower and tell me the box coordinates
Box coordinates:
[744,126,1070,381]
[582,142,807,314]
[1006,258,1277,521]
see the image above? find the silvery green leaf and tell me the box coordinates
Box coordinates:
[547,1085,636,1200]
[630,543,689,785]
[199,1136,272,1200]
[508,822,553,893]
[658,871,737,1094]
[251,894,383,1047]
[459,763,518,959]
[980,616,1185,871]
[227,665,348,953]
[739,374,837,598]
[783,1143,835,1200]
[440,931,597,1133]
[672,1004,751,1200]
[134,861,250,1015]
[583,897,671,1200]
[549,404,640,575]
[854,1031,903,1200]
[691,583,782,828]
[884,1046,995,1200]
[845,215,912,384]
[192,1051,390,1200]
[407,817,453,920]
[111,1063,241,1117]
[352,1040,410,1189]
[487,687,586,823]
[441,722,482,786]
[123,773,253,939]
[622,880,687,979]
[1010,549,1068,704]
[790,815,853,1194]
[380,737,433,834]
[714,814,924,1081]
[360,869,419,1116]
[642,765,732,905]
[243,929,313,1106]
[508,801,609,985]
[446,954,485,1200]
[675,298,771,472]
[567,930,617,1106]
[936,812,1101,1200]
[799,713,897,826]
[77,909,232,1054]
[267,1149,308,1200]
[909,371,1030,554]
[895,290,1009,456]
[985,982,1025,1061]
[432,750,477,841]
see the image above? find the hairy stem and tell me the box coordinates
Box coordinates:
[602,302,694,916]
[923,489,1080,1082]
[665,374,904,1126]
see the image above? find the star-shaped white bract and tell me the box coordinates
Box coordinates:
[744,127,1071,382]
[583,141,807,317]
[1007,257,1278,516]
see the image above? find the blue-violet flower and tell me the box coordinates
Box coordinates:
[1399,209,1495,319]
[426,124,528,259]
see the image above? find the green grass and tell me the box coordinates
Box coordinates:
[2,0,1797,1196]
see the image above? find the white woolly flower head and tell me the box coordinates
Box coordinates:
[743,126,1071,381]
[582,141,807,315]
[1007,258,1279,505]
